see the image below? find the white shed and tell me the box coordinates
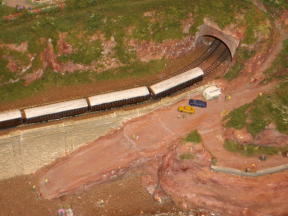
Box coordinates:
[203,85,221,100]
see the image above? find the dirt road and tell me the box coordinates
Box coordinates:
[38,78,287,200]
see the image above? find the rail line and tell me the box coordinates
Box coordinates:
[174,39,222,75]
[204,48,230,74]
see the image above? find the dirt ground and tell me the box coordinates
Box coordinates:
[3,0,33,8]
[0,8,287,216]
[0,170,183,216]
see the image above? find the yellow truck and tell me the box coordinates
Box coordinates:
[178,105,195,114]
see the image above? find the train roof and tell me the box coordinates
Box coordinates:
[24,99,88,119]
[149,67,204,95]
[88,86,150,107]
[0,110,22,122]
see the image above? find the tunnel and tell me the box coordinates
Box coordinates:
[195,24,240,59]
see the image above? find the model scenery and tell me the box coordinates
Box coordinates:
[0,0,287,216]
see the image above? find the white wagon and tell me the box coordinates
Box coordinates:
[149,67,204,98]
[0,110,22,129]
[24,99,89,123]
[88,86,150,111]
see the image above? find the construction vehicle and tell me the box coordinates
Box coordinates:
[178,105,195,114]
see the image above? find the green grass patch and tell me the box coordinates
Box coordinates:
[264,39,288,81]
[225,104,250,130]
[262,0,288,16]
[224,47,256,80]
[0,60,165,103]
[224,82,288,136]
[94,59,165,80]
[59,34,103,65]
[179,153,194,160]
[224,62,243,80]
[224,139,288,156]
[185,130,202,143]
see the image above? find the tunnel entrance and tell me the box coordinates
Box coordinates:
[195,24,240,58]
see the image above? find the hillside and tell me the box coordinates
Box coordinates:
[0,0,273,109]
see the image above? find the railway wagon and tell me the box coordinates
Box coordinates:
[24,99,89,123]
[88,86,150,111]
[149,67,204,98]
[0,110,23,129]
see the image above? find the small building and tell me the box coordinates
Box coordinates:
[203,85,221,100]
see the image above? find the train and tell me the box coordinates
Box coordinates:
[0,67,204,129]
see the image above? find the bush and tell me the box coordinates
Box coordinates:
[225,104,249,129]
[179,153,194,160]
[223,139,287,156]
[224,47,255,80]
[185,130,202,143]
[265,39,288,81]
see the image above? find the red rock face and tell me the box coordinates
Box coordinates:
[158,142,288,216]
[128,36,195,62]
[224,128,253,144]
[254,128,288,147]
[224,126,288,147]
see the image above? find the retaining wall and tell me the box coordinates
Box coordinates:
[0,83,212,180]
[211,164,288,177]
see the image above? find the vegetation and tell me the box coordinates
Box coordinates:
[224,139,288,156]
[225,36,288,136]
[0,0,270,103]
[264,39,288,81]
[185,130,202,143]
[262,0,288,16]
[225,87,288,136]
[179,153,194,160]
[224,47,255,80]
[225,104,249,129]
[0,60,165,103]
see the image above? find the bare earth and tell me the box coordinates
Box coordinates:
[0,7,287,216]
[36,16,288,216]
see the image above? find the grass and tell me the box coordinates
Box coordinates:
[179,153,194,160]
[262,0,288,16]
[0,60,165,103]
[184,130,202,143]
[224,47,256,80]
[224,139,288,156]
[225,83,288,136]
[225,104,250,129]
[225,37,288,136]
[264,39,288,81]
[0,0,270,103]
[58,33,103,65]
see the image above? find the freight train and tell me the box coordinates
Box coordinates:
[0,67,204,129]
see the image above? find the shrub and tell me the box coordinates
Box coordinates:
[179,153,194,160]
[225,104,249,129]
[185,130,202,143]
[224,139,288,156]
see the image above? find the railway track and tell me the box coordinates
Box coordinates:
[176,39,222,73]
[204,48,230,74]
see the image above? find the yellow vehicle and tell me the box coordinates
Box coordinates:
[178,105,195,114]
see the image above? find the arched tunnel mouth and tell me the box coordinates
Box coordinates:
[197,35,233,61]
[181,35,233,75]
